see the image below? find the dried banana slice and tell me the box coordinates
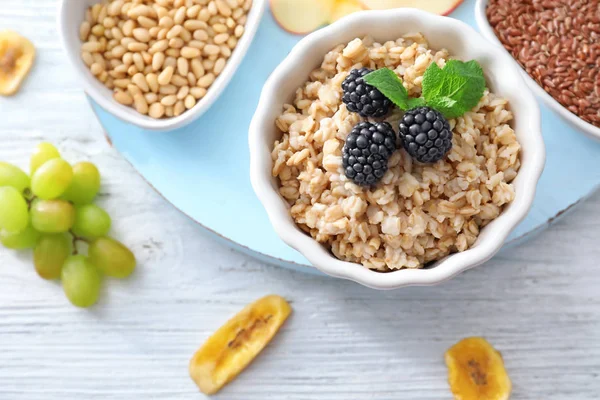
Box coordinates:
[445,337,512,400]
[0,30,35,96]
[189,295,292,395]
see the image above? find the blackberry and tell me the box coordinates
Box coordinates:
[342,121,397,186]
[342,68,391,118]
[399,106,452,163]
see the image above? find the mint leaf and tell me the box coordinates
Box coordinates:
[407,97,426,109]
[422,60,486,119]
[363,68,412,110]
[444,60,485,82]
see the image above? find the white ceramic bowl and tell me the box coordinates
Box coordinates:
[475,0,600,140]
[58,0,266,132]
[249,9,545,289]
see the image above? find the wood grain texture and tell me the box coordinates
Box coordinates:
[1,1,599,399]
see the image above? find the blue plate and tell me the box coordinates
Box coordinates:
[90,0,600,272]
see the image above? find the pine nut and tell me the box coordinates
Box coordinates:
[187,71,197,86]
[133,53,145,71]
[82,42,104,53]
[90,63,104,75]
[177,57,189,76]
[177,85,190,100]
[159,16,175,29]
[174,7,187,25]
[184,20,207,31]
[166,25,183,39]
[132,93,148,114]
[161,94,178,106]
[158,66,174,85]
[164,56,177,68]
[149,39,169,54]
[165,48,181,58]
[152,51,165,70]
[214,33,229,44]
[191,58,205,79]
[190,87,207,99]
[197,73,215,88]
[128,42,149,52]
[213,57,226,75]
[203,44,220,55]
[170,74,188,87]
[213,23,227,33]
[80,22,91,41]
[145,92,158,103]
[122,20,135,36]
[138,16,158,28]
[132,73,149,92]
[187,5,201,18]
[159,84,177,94]
[81,51,94,67]
[133,28,151,43]
[184,94,196,109]
[174,100,186,116]
[169,37,185,49]
[234,24,244,38]
[148,102,166,118]
[179,28,192,42]
[181,46,201,58]
[146,73,159,92]
[114,89,133,105]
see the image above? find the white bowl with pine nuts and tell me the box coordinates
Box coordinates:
[58,0,265,131]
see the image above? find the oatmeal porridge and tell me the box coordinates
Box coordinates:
[271,34,521,271]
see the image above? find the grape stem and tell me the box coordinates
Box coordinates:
[24,193,37,209]
[69,231,89,255]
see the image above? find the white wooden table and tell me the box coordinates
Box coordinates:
[1,2,599,399]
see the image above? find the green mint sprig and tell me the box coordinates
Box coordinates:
[363,60,486,119]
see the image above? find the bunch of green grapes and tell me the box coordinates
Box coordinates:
[0,143,136,308]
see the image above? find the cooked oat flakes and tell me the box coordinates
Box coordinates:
[271,34,521,271]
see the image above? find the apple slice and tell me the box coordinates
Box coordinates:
[271,0,336,34]
[329,0,366,23]
[360,0,464,16]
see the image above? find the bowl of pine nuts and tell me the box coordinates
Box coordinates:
[58,0,265,131]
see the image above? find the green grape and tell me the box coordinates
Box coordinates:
[62,162,101,205]
[72,204,111,239]
[0,224,40,250]
[30,199,75,233]
[88,237,136,278]
[0,187,29,233]
[61,255,102,308]
[31,158,73,200]
[33,234,71,279]
[30,142,60,175]
[0,162,30,192]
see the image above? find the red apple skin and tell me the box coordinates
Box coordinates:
[442,0,464,15]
